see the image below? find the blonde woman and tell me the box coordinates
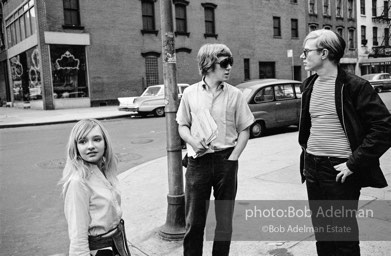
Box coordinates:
[59,119,131,256]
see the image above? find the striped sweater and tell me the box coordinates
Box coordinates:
[307,75,351,158]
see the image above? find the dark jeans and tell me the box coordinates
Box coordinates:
[304,152,361,256]
[184,148,238,256]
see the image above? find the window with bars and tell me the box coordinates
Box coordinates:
[291,19,298,38]
[273,17,281,37]
[145,56,159,86]
[201,3,217,37]
[63,0,81,27]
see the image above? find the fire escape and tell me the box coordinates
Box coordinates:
[370,0,391,57]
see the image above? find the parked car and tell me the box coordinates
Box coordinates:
[236,79,302,138]
[118,83,189,117]
[361,73,391,93]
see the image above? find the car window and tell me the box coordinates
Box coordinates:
[384,74,390,79]
[142,86,161,96]
[294,84,302,98]
[254,87,274,103]
[274,84,295,100]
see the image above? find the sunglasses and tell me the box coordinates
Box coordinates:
[216,57,234,69]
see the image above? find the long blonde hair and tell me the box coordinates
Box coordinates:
[59,119,118,195]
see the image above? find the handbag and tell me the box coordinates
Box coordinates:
[88,219,131,256]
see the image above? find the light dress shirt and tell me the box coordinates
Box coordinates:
[176,80,254,153]
[64,164,122,256]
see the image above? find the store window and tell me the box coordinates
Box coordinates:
[50,45,88,99]
[10,47,42,102]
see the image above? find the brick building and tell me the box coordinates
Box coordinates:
[2,0,307,109]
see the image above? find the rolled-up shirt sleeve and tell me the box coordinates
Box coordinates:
[176,89,192,127]
[235,92,255,132]
[64,178,91,256]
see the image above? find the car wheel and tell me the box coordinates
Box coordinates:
[375,87,383,93]
[250,121,265,138]
[154,107,165,117]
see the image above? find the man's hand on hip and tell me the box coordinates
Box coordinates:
[334,162,353,183]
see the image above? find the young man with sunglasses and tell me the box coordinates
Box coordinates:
[299,29,391,256]
[176,43,254,256]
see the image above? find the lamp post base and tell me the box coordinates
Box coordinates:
[158,194,186,241]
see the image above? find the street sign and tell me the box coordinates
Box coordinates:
[287,49,293,58]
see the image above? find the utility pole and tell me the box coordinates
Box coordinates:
[158,0,186,241]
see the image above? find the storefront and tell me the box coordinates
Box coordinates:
[359,58,391,75]
[50,44,89,108]
[9,46,41,107]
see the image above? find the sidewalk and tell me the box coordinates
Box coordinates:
[120,133,391,256]
[0,106,131,128]
[1,106,390,255]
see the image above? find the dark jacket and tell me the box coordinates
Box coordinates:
[299,67,391,188]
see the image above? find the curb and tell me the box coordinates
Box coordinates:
[0,114,132,129]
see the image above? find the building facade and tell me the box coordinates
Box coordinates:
[357,0,391,75]
[1,0,307,109]
[306,0,359,74]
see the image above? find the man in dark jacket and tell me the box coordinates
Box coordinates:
[299,29,391,256]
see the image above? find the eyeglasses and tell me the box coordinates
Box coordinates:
[302,48,323,58]
[216,57,234,69]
